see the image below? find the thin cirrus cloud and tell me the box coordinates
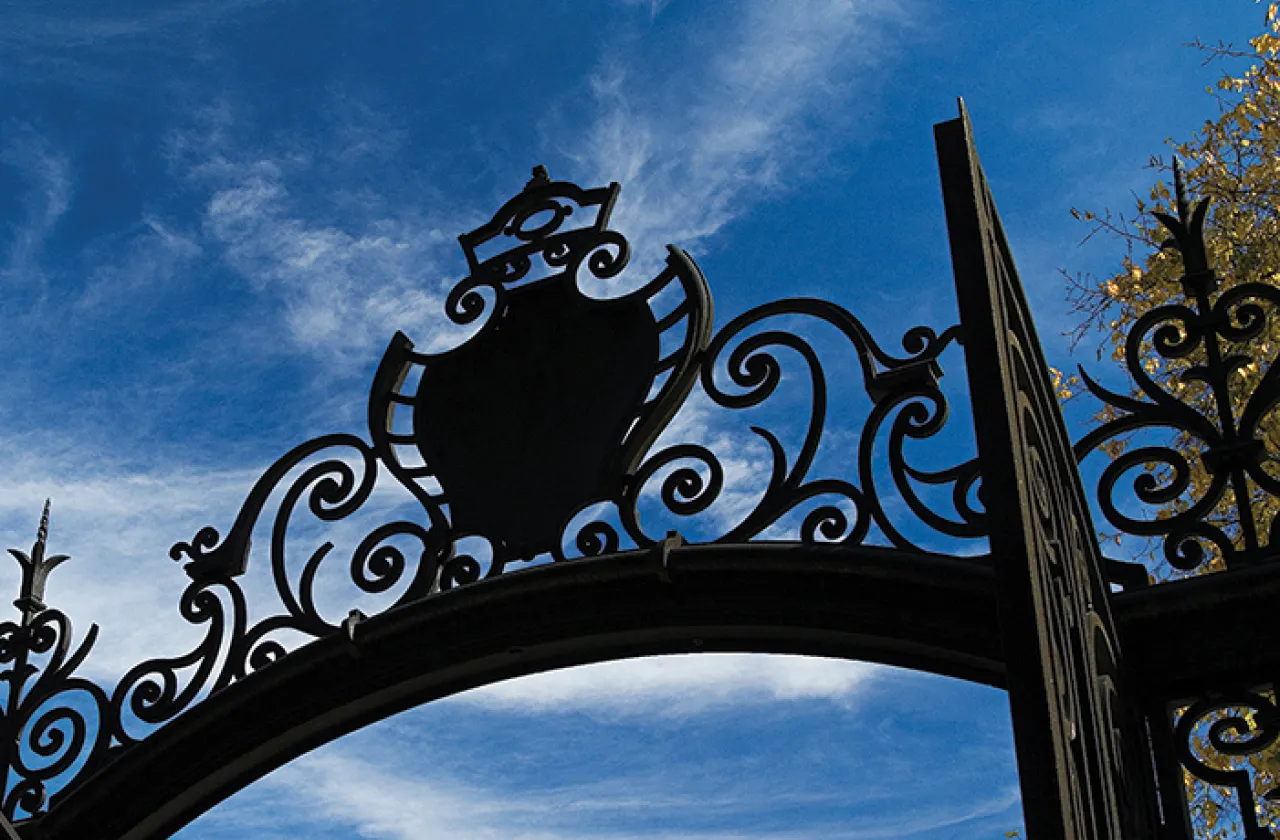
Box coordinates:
[572,0,912,275]
[452,654,877,716]
[0,0,920,712]
[242,752,850,840]
[0,2,292,96]
[0,449,266,679]
[0,0,282,56]
[615,0,679,22]
[182,696,1020,840]
[0,123,71,291]
[179,0,915,362]
[204,748,807,840]
[186,145,464,362]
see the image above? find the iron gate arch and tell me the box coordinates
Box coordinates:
[36,544,1003,840]
[4,103,1275,839]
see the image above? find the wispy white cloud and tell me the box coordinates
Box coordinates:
[157,102,479,366]
[186,700,1020,840]
[0,1,291,94]
[569,0,911,273]
[454,653,876,716]
[0,123,71,289]
[198,160,455,359]
[0,452,264,678]
[614,0,679,21]
[0,0,281,53]
[76,217,204,311]
[249,750,696,840]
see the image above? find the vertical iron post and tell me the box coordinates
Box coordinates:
[936,101,1163,839]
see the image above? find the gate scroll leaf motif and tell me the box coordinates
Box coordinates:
[936,102,1160,839]
[1085,167,1280,839]
[1073,163,1280,579]
[0,504,109,822]
[1175,690,1280,839]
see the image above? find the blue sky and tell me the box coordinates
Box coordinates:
[0,0,1268,837]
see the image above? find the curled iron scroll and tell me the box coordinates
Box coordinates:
[1074,189,1280,580]
[1176,690,1280,839]
[558,300,984,557]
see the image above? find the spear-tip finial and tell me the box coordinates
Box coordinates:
[33,499,51,563]
[1172,156,1191,226]
[9,499,69,621]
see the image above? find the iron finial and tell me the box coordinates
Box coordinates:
[1172,156,1191,227]
[35,498,50,560]
[8,499,70,622]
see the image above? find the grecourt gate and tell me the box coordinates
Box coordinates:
[0,102,1275,840]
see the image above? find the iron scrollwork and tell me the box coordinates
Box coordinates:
[1081,170,1280,839]
[1174,689,1280,840]
[1,168,986,821]
[1075,162,1280,577]
[0,504,110,820]
[604,300,978,552]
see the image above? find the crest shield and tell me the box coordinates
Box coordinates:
[370,169,713,567]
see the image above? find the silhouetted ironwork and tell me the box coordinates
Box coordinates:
[9,105,1280,840]
[1174,691,1280,839]
[938,105,1157,840]
[0,164,988,831]
[0,504,108,820]
[1067,161,1280,836]
[1076,159,1280,577]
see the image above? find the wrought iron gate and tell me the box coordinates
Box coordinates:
[0,103,1274,839]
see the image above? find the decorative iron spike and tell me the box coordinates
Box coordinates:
[35,498,50,556]
[1172,155,1191,227]
[7,499,70,622]
[1152,161,1214,289]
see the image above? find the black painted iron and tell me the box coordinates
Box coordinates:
[1067,157,1280,835]
[938,104,1158,840]
[0,503,109,822]
[31,544,1008,840]
[1075,157,1280,577]
[0,161,988,836]
[8,104,1280,839]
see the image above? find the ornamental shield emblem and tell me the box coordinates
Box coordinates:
[370,168,712,568]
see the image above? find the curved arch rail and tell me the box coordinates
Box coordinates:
[36,543,1000,840]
